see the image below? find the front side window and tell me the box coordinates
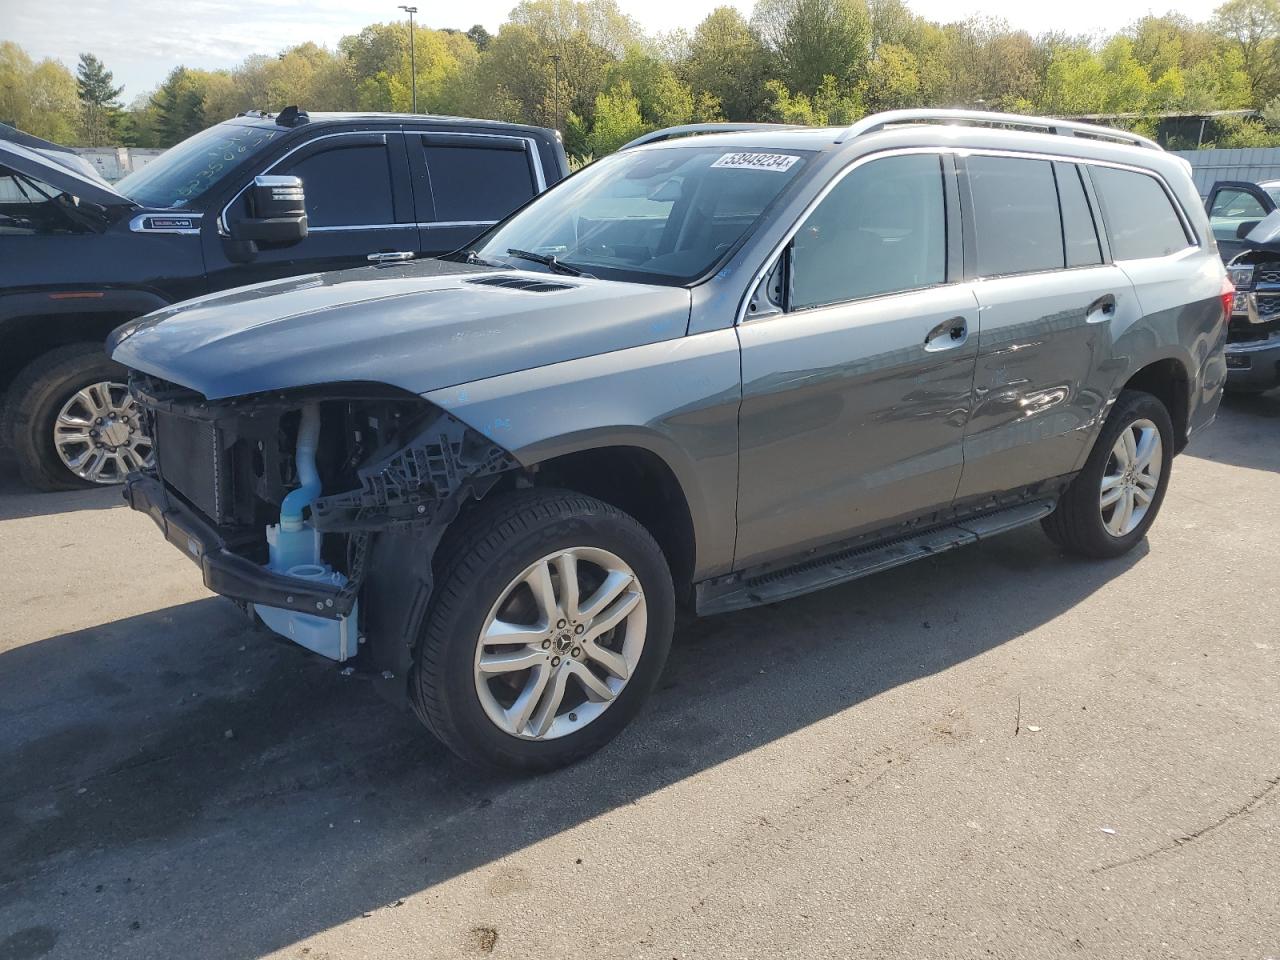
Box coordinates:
[968,155,1064,277]
[789,153,946,310]
[281,143,395,228]
[467,145,811,285]
[1091,165,1192,260]
[422,139,536,222]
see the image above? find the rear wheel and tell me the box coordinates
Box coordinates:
[3,343,152,490]
[411,489,675,772]
[1041,389,1174,559]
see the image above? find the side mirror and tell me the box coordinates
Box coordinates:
[231,175,308,244]
[1237,220,1262,240]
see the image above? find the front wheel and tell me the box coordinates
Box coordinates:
[1041,389,1174,559]
[411,489,675,772]
[3,343,153,490]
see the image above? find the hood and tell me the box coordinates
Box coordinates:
[0,124,134,209]
[109,259,693,400]
[1242,208,1280,254]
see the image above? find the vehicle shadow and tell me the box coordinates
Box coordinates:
[0,454,124,522]
[0,525,1147,959]
[1184,390,1280,472]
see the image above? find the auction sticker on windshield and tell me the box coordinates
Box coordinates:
[711,152,800,172]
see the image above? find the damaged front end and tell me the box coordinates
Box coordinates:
[123,376,517,676]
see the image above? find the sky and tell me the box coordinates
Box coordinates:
[0,0,1225,101]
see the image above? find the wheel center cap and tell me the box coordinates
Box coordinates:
[554,633,573,654]
[100,418,130,447]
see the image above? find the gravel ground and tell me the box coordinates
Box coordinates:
[1,392,1277,960]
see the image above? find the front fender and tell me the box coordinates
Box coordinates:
[424,329,744,580]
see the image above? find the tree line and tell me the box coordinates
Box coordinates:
[6,0,1280,158]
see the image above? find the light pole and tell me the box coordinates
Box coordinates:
[399,5,418,113]
[548,54,562,133]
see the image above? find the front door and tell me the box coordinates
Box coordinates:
[205,131,419,290]
[734,152,979,568]
[1206,180,1274,262]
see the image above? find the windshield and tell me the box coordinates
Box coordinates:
[468,145,812,285]
[115,121,285,209]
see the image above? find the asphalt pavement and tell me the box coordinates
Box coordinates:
[1,393,1277,960]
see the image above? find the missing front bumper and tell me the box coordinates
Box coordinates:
[123,473,353,621]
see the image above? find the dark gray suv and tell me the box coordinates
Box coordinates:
[109,110,1229,771]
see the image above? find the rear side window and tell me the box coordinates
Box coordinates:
[1090,166,1191,260]
[967,155,1063,277]
[1056,163,1103,267]
[422,140,536,222]
[790,153,946,309]
[283,143,395,228]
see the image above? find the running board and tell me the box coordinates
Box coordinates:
[696,500,1055,616]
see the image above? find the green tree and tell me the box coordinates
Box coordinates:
[753,0,871,96]
[0,42,80,142]
[681,7,772,120]
[863,42,921,110]
[1212,0,1280,102]
[151,67,207,145]
[76,53,124,145]
[583,80,646,153]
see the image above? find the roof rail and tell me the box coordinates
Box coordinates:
[620,123,802,151]
[834,109,1163,151]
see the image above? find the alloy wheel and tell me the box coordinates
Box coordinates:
[473,546,648,740]
[1099,417,1162,538]
[53,380,153,484]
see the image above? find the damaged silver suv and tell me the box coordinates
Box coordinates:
[110,110,1229,771]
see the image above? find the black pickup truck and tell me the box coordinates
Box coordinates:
[0,109,568,489]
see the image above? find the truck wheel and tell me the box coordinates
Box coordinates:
[411,488,675,772]
[1041,389,1174,559]
[3,343,153,491]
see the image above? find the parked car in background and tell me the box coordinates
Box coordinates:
[0,109,567,489]
[111,110,1226,772]
[1205,179,1280,391]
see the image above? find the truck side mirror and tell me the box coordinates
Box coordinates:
[1237,220,1262,240]
[232,175,308,244]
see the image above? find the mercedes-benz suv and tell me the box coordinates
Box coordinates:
[110,110,1228,771]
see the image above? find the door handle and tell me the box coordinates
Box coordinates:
[924,316,968,351]
[1086,293,1117,323]
[367,251,415,263]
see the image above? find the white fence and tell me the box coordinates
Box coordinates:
[69,146,165,182]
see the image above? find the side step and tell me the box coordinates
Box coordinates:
[696,500,1055,616]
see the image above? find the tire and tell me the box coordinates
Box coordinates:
[411,488,675,772]
[1041,389,1174,559]
[3,342,150,491]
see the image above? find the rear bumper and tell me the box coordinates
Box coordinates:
[123,473,351,620]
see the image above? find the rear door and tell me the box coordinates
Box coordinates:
[1206,180,1274,262]
[956,154,1142,501]
[406,131,544,256]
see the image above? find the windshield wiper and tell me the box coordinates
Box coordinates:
[504,248,592,278]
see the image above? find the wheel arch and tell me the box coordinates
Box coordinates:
[1119,356,1192,453]
[0,289,171,389]
[523,440,700,605]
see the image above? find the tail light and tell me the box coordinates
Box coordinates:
[1221,275,1235,326]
